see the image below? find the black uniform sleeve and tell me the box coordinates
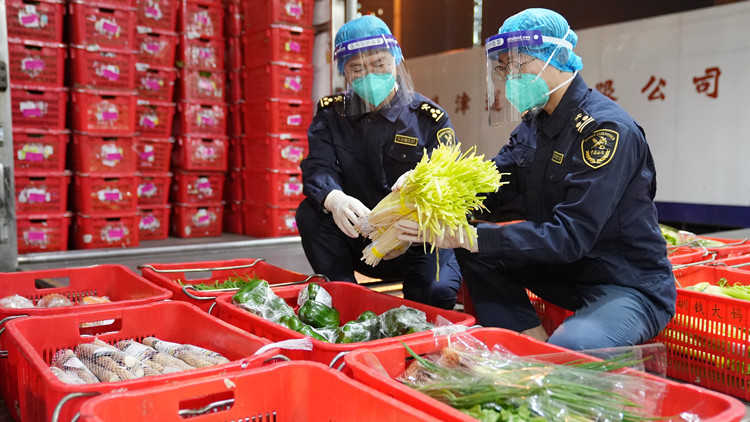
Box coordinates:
[300,109,344,213]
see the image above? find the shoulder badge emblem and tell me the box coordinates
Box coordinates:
[573,110,597,137]
[436,128,455,145]
[418,101,445,123]
[582,129,619,169]
[319,95,343,108]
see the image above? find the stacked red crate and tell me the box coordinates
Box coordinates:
[7,0,72,253]
[239,0,314,237]
[170,0,226,238]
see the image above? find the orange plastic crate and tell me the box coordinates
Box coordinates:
[78,361,442,422]
[14,171,71,215]
[177,36,224,71]
[242,133,306,172]
[138,204,171,240]
[170,202,223,238]
[134,137,174,173]
[136,99,176,138]
[16,212,72,254]
[243,62,313,100]
[242,0,314,29]
[172,136,228,171]
[243,169,303,207]
[135,64,177,101]
[72,212,140,248]
[223,201,244,234]
[171,171,225,203]
[6,0,65,42]
[223,168,242,202]
[135,0,178,31]
[71,134,137,174]
[12,128,69,173]
[242,203,297,237]
[177,1,224,39]
[68,2,137,50]
[135,29,178,68]
[137,172,172,206]
[8,38,66,88]
[5,301,278,422]
[139,258,324,312]
[215,281,476,364]
[177,68,226,104]
[243,98,313,135]
[10,85,68,130]
[243,24,314,67]
[71,89,137,135]
[73,174,138,214]
[176,102,228,137]
[70,45,137,91]
[344,327,746,422]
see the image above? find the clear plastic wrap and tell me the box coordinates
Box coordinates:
[81,295,112,305]
[232,281,295,323]
[142,337,218,368]
[37,293,73,308]
[0,294,35,309]
[296,282,333,308]
[51,349,100,384]
[49,366,87,385]
[379,305,434,338]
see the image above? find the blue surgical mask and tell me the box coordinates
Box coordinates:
[352,73,396,106]
[505,73,550,114]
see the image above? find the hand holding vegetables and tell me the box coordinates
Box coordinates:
[324,189,371,238]
[396,220,478,253]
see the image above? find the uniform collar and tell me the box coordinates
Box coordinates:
[537,74,589,139]
[348,86,406,123]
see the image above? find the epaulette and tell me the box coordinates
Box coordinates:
[416,101,445,123]
[319,95,343,109]
[572,108,599,137]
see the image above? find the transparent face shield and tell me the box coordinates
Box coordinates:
[333,34,414,116]
[485,29,576,126]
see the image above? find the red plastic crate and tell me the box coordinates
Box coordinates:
[228,136,243,168]
[177,68,226,104]
[0,264,172,419]
[177,36,225,71]
[5,301,279,422]
[78,361,441,422]
[242,203,297,237]
[71,133,137,174]
[711,254,750,271]
[242,133,307,171]
[6,0,65,43]
[137,204,170,240]
[8,38,66,88]
[243,169,303,207]
[16,212,72,254]
[139,258,325,312]
[70,45,137,91]
[668,248,713,266]
[133,137,174,172]
[226,36,241,70]
[135,29,178,68]
[215,281,476,364]
[172,136,228,171]
[69,2,137,50]
[171,171,225,203]
[223,168,242,202]
[71,89,138,135]
[135,0,178,31]
[136,99,176,137]
[10,85,68,130]
[135,64,177,101]
[243,24,314,67]
[345,327,746,422]
[227,69,243,102]
[72,211,140,248]
[223,201,243,234]
[225,3,242,36]
[242,0,314,29]
[14,171,71,215]
[137,172,172,206]
[73,174,138,214]
[170,202,223,238]
[12,128,69,173]
[176,102,228,137]
[228,101,244,136]
[178,1,224,39]
[243,62,313,100]
[244,98,313,135]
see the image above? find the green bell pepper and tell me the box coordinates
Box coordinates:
[298,325,330,343]
[231,279,269,305]
[381,306,434,338]
[337,310,380,343]
[298,300,340,329]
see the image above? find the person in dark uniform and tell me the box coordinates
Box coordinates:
[295,15,462,310]
[397,8,676,349]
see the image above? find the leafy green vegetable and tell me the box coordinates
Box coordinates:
[176,273,262,291]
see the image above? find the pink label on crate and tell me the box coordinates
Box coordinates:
[104,192,121,201]
[102,21,120,34]
[286,2,302,17]
[22,108,41,117]
[198,214,210,223]
[28,230,46,241]
[142,116,157,128]
[144,79,161,90]
[284,182,303,196]
[145,42,160,53]
[145,7,160,18]
[141,182,156,195]
[283,146,303,162]
[25,152,44,162]
[198,49,212,59]
[197,78,214,92]
[285,77,302,92]
[197,181,211,190]
[102,68,120,81]
[286,41,301,53]
[200,115,216,126]
[108,229,124,239]
[106,152,123,161]
[23,59,45,71]
[21,14,40,25]
[140,150,155,160]
[196,14,209,24]
[29,193,47,202]
[287,114,302,126]
[102,111,119,121]
[142,214,155,225]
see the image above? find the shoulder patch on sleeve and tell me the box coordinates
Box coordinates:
[436,127,455,145]
[418,101,445,123]
[572,108,598,137]
[581,129,619,169]
[319,95,343,109]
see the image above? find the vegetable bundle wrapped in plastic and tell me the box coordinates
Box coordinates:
[360,141,507,266]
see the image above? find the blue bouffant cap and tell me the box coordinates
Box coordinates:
[334,15,404,75]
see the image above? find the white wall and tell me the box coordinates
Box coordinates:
[406,2,750,207]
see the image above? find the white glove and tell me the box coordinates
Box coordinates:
[382,241,412,260]
[396,220,478,252]
[391,170,411,192]
[324,190,371,238]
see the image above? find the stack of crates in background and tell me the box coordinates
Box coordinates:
[7,0,72,253]
[237,0,315,237]
[133,0,179,241]
[67,0,140,249]
[222,0,243,234]
[169,0,227,237]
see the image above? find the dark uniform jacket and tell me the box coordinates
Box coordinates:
[478,74,676,313]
